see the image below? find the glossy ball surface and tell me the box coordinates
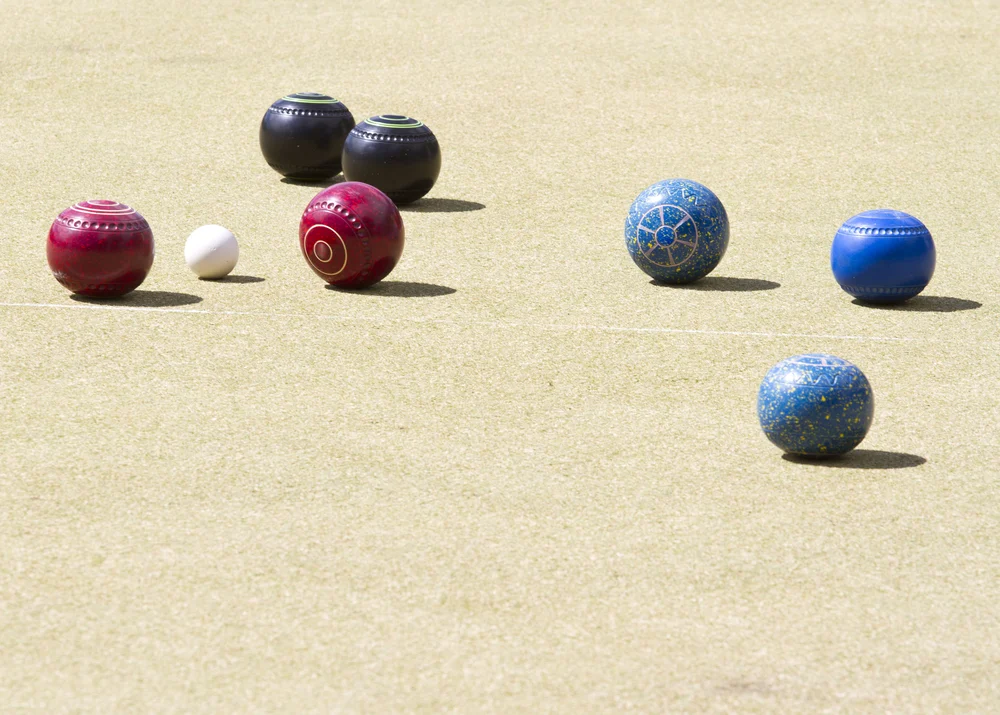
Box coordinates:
[342,115,441,205]
[185,224,239,279]
[757,353,874,457]
[831,209,935,303]
[259,93,355,180]
[47,200,154,297]
[624,179,729,284]
[299,182,404,288]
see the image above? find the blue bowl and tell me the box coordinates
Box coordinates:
[758,353,874,457]
[625,179,729,284]
[831,209,935,303]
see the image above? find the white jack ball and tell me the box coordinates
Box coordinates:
[184,225,239,279]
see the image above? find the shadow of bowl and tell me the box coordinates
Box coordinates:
[651,276,781,292]
[398,198,486,213]
[71,290,203,308]
[782,449,926,470]
[280,175,345,188]
[325,280,456,298]
[851,295,981,312]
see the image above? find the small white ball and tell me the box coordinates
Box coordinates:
[184,224,239,279]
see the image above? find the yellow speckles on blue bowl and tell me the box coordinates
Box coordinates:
[624,179,729,284]
[757,353,874,457]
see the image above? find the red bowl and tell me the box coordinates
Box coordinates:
[47,200,154,297]
[299,182,404,289]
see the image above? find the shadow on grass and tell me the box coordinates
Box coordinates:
[650,276,780,292]
[280,174,345,188]
[325,281,456,298]
[202,275,265,284]
[399,198,486,213]
[782,449,926,470]
[71,290,203,308]
[851,295,981,313]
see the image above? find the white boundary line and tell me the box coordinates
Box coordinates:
[0,301,915,342]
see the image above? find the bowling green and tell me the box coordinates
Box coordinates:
[1,1,998,712]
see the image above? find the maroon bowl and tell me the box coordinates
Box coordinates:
[299,182,404,288]
[47,200,155,297]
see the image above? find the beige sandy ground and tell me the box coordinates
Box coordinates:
[1,0,998,711]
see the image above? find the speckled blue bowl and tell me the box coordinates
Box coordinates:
[624,179,729,284]
[831,209,935,303]
[757,353,874,457]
